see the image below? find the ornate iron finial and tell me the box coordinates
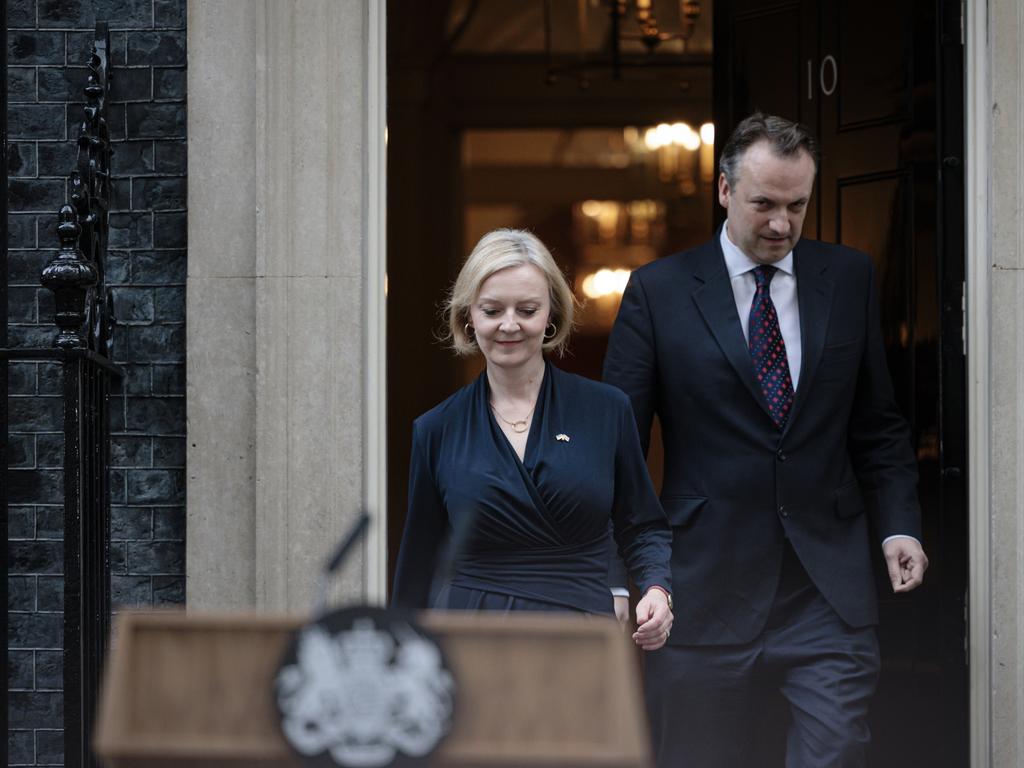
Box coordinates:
[42,23,114,352]
[41,205,99,349]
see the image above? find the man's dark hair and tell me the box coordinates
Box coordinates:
[718,112,819,187]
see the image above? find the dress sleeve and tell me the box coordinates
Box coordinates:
[391,422,449,609]
[606,526,628,591]
[610,396,673,595]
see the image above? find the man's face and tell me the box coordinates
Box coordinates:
[718,141,816,264]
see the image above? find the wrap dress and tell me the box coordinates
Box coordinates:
[392,361,671,615]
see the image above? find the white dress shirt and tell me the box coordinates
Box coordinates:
[721,222,802,391]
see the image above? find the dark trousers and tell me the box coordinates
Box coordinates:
[645,543,880,768]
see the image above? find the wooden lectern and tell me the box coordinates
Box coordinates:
[94,611,652,767]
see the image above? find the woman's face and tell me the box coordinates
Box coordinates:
[469,263,552,371]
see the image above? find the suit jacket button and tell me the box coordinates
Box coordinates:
[778,505,788,518]
[777,450,787,461]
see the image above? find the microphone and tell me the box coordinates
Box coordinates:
[313,511,370,614]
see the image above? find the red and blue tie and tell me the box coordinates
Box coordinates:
[748,265,794,429]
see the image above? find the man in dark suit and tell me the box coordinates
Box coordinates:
[604,113,929,767]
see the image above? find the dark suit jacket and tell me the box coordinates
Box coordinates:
[603,232,921,645]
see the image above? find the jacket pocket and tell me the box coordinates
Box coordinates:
[661,495,708,528]
[823,339,861,357]
[816,341,863,384]
[833,481,865,519]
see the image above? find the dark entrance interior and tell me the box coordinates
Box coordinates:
[387,1,967,764]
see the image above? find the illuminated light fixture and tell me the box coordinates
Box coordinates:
[643,127,660,150]
[543,0,703,88]
[669,122,688,146]
[639,121,707,151]
[700,122,715,145]
[578,199,623,241]
[581,268,632,300]
[698,122,715,182]
[655,123,673,148]
[679,123,701,151]
[630,120,712,192]
[627,0,702,52]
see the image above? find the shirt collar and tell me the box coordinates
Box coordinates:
[720,221,795,278]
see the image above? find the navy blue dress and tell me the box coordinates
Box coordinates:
[392,361,672,615]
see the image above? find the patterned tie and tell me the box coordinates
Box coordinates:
[748,265,795,429]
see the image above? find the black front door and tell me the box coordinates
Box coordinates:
[714,1,968,764]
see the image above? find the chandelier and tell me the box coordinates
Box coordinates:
[638,120,715,193]
[623,0,702,52]
[544,0,704,87]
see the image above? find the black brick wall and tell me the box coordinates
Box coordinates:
[6,1,187,763]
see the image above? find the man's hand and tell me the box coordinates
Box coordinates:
[883,536,929,593]
[632,588,673,651]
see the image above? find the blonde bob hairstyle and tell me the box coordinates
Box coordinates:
[446,228,576,356]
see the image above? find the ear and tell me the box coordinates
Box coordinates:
[717,172,731,209]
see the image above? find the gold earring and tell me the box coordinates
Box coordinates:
[464,322,475,340]
[544,322,557,340]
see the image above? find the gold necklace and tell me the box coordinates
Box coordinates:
[490,401,535,433]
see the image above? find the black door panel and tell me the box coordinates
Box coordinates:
[715,1,967,764]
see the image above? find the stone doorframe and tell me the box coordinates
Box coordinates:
[186,0,387,612]
[967,0,1024,766]
[966,0,991,761]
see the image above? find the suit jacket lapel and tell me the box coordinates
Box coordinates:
[691,237,775,422]
[784,242,834,434]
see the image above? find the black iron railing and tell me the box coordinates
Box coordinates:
[2,23,119,768]
[1,3,8,765]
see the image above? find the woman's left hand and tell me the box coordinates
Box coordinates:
[632,588,673,651]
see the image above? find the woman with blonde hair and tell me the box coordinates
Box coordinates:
[392,229,673,650]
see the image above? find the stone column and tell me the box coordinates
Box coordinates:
[984,0,1024,762]
[187,0,380,611]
